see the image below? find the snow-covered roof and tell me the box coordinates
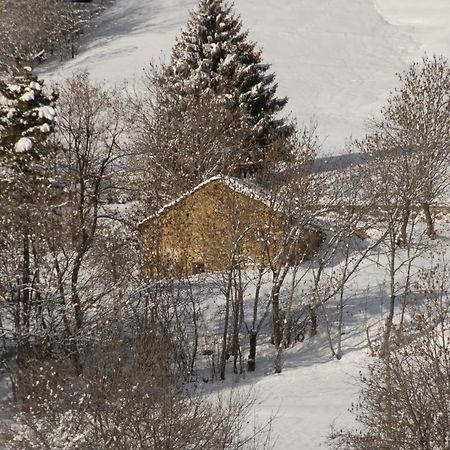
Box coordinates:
[139,175,279,227]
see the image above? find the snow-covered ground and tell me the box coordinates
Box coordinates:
[249,346,367,449]
[375,0,450,55]
[43,0,450,154]
[220,222,450,449]
[28,1,450,448]
[169,214,449,449]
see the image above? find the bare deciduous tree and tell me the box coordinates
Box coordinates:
[361,55,450,246]
[0,0,105,72]
[43,72,130,373]
[330,264,450,450]
[1,324,273,450]
[132,63,258,209]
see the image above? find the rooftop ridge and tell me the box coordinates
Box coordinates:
[138,175,275,227]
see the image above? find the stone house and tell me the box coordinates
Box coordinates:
[139,176,322,278]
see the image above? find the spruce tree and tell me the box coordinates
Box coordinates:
[159,0,293,172]
[0,64,58,364]
[0,63,57,189]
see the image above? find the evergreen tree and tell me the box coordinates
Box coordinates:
[159,0,293,172]
[137,78,256,205]
[0,63,57,189]
[0,64,58,366]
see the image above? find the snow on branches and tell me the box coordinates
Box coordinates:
[158,0,293,171]
[0,63,57,183]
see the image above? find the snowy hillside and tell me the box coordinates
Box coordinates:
[43,0,450,154]
[9,1,447,449]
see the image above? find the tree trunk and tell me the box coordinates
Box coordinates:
[422,203,435,238]
[398,199,411,247]
[17,234,32,369]
[190,298,199,377]
[308,305,318,337]
[21,235,31,338]
[232,280,242,374]
[274,346,283,374]
[271,285,282,348]
[71,253,84,332]
[248,266,264,372]
[247,330,257,372]
[380,242,396,359]
[335,253,349,360]
[69,252,85,375]
[220,269,233,381]
[335,297,344,360]
[274,273,297,374]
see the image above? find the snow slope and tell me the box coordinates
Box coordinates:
[36,2,450,448]
[250,347,366,449]
[43,0,450,155]
[375,0,450,56]
[218,223,450,449]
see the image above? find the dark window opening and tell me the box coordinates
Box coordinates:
[192,262,205,274]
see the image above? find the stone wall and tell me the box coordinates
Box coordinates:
[140,180,321,278]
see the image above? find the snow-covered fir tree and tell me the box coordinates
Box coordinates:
[159,0,293,173]
[0,64,58,370]
[0,63,57,187]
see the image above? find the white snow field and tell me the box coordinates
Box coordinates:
[43,0,450,154]
[38,1,450,449]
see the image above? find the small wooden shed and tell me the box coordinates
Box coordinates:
[139,176,321,278]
